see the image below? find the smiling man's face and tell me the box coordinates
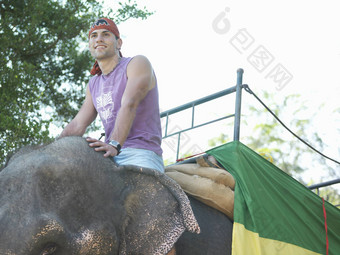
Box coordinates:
[89,29,119,60]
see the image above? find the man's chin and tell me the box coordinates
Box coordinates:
[94,53,115,61]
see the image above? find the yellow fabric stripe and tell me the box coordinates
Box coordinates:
[232,223,321,255]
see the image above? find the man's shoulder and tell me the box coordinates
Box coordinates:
[88,73,102,92]
[127,55,152,71]
[130,55,150,64]
[89,74,101,83]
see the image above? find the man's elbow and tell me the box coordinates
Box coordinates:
[60,120,87,138]
[122,98,140,113]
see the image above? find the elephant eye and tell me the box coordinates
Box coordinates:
[40,243,58,255]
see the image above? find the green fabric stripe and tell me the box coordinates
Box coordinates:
[207,141,340,255]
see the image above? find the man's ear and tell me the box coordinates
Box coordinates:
[117,38,123,50]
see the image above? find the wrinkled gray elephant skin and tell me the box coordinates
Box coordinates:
[0,136,232,254]
[175,196,233,255]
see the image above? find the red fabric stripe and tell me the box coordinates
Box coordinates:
[322,198,329,255]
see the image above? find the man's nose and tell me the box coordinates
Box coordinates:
[96,34,104,42]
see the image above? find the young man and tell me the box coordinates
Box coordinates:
[60,18,164,173]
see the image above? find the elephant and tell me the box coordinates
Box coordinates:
[0,136,233,255]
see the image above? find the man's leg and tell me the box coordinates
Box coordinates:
[114,147,164,173]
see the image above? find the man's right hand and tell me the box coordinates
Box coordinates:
[86,137,119,157]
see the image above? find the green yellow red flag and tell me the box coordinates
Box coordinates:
[207,141,340,255]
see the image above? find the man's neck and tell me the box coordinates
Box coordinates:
[98,55,121,75]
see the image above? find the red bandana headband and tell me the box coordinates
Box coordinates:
[89,18,121,75]
[88,18,120,39]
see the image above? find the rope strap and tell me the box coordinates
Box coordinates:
[243,84,340,166]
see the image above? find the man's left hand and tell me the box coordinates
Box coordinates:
[86,137,118,157]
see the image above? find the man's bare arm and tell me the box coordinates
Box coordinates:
[111,55,155,144]
[59,85,97,138]
[87,55,155,157]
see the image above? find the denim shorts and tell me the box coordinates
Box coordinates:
[114,147,165,173]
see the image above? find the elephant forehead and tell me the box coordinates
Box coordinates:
[2,150,109,193]
[0,157,86,203]
[0,150,123,231]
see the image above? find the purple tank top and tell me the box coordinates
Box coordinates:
[88,57,163,155]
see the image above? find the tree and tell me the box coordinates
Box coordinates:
[208,91,340,206]
[246,93,339,178]
[0,0,152,166]
[209,92,334,176]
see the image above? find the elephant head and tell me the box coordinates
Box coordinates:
[0,136,200,255]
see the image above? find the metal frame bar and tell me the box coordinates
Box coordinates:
[160,68,244,160]
[160,86,238,118]
[308,178,340,191]
[233,68,244,141]
[164,114,235,139]
[308,178,340,208]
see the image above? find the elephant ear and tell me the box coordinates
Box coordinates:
[117,165,200,255]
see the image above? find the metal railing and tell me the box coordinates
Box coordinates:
[308,179,340,208]
[160,68,244,160]
[159,68,340,208]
